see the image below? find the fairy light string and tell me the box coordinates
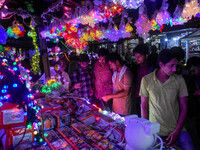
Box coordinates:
[29,22,40,75]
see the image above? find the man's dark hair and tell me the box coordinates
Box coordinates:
[170,46,185,62]
[106,53,122,64]
[150,45,157,54]
[158,49,177,65]
[186,56,200,69]
[98,48,109,57]
[133,44,149,55]
[78,53,89,62]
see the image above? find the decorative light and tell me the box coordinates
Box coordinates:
[156,0,171,26]
[135,5,151,39]
[0,0,5,9]
[112,0,144,9]
[30,21,40,75]
[181,0,200,21]
[13,83,18,87]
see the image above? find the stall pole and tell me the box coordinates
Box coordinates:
[186,40,189,61]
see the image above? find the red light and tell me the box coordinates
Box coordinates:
[96,117,100,121]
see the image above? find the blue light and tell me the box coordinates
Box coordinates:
[13,83,18,88]
[0,102,2,107]
[24,112,27,116]
[2,59,7,62]
[0,75,3,79]
[0,96,3,100]
[13,67,18,71]
[43,142,47,146]
[4,85,8,89]
[1,89,7,93]
[27,94,33,98]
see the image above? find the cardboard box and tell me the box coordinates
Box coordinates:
[0,125,34,150]
[57,127,93,150]
[44,130,72,150]
[51,110,70,128]
[37,111,56,131]
[35,98,52,113]
[0,103,27,129]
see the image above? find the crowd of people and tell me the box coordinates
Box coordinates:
[30,44,200,150]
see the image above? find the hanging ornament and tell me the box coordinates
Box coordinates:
[156,0,171,26]
[135,4,151,39]
[0,0,5,9]
[0,25,7,45]
[125,18,133,33]
[181,0,200,21]
[95,30,103,39]
[172,6,187,26]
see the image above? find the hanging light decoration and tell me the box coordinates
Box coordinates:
[0,0,5,9]
[29,21,40,75]
[156,0,171,26]
[181,0,200,21]
[135,4,151,39]
[171,6,187,26]
[112,0,144,9]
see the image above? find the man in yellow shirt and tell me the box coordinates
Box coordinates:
[140,49,194,149]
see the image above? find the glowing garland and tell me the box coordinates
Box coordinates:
[29,23,40,75]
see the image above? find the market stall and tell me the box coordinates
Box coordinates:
[1,0,200,149]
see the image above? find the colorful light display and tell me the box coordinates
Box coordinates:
[112,0,144,9]
[135,4,151,39]
[7,23,26,39]
[29,22,40,75]
[181,0,200,21]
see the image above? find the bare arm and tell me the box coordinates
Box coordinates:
[102,86,131,102]
[167,97,187,146]
[141,96,149,119]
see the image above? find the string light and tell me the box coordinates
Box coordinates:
[29,21,40,75]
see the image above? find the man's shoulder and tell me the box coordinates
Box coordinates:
[143,71,154,80]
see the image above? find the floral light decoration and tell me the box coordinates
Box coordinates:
[112,0,144,9]
[0,25,7,44]
[181,0,200,21]
[156,0,171,26]
[71,3,124,27]
[135,4,151,39]
[28,21,40,75]
[7,22,26,39]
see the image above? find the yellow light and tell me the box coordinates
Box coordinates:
[34,131,38,135]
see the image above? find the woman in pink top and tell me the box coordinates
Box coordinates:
[93,48,112,109]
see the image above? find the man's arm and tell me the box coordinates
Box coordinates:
[101,86,131,102]
[166,97,187,146]
[101,71,132,101]
[141,96,149,119]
